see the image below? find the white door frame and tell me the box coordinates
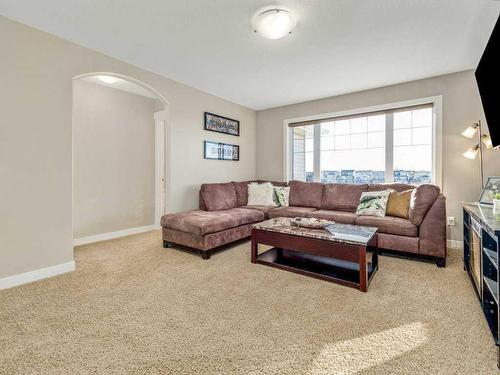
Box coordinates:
[73,109,168,246]
[72,72,171,246]
[154,110,167,227]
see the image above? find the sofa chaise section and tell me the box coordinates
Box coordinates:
[162,208,264,259]
[162,182,265,259]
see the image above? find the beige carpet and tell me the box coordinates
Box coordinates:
[0,230,497,374]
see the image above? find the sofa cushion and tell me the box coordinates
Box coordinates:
[288,180,324,208]
[232,181,255,206]
[321,184,369,212]
[355,216,418,237]
[256,180,288,187]
[408,184,440,226]
[241,205,275,218]
[306,210,357,224]
[369,183,415,192]
[271,181,288,187]
[200,183,237,211]
[161,208,264,236]
[268,206,318,219]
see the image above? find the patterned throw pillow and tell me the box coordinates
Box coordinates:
[356,190,391,217]
[273,186,290,207]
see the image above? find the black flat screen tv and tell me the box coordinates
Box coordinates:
[476,15,500,148]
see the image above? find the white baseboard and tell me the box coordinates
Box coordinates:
[0,261,75,290]
[73,224,158,246]
[447,240,463,250]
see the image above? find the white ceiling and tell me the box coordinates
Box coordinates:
[1,0,499,110]
[80,76,159,99]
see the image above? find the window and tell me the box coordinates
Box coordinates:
[393,108,433,184]
[290,104,434,184]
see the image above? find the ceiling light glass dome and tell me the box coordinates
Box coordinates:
[252,8,297,40]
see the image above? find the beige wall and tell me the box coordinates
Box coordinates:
[73,80,156,238]
[0,16,256,279]
[256,70,500,242]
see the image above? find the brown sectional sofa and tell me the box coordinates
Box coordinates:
[161,180,446,266]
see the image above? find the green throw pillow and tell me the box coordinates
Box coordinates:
[273,186,290,207]
[356,190,390,217]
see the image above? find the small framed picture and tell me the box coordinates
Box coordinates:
[204,112,240,136]
[479,176,500,205]
[204,141,239,161]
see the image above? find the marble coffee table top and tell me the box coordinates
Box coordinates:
[252,217,378,246]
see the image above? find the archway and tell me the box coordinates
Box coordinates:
[72,72,169,245]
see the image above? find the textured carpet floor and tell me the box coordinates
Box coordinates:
[0,230,497,374]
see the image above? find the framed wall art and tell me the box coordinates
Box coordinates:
[204,112,240,136]
[204,141,240,161]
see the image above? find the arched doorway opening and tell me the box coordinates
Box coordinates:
[72,72,169,245]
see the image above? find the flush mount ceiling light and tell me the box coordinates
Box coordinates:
[252,8,297,40]
[97,75,118,84]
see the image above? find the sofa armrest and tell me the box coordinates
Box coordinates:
[418,193,446,258]
[199,190,207,211]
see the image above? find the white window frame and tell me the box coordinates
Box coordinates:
[283,96,443,187]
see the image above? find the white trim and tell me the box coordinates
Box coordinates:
[154,110,167,226]
[73,225,157,246]
[164,111,172,216]
[385,112,395,182]
[447,240,463,250]
[283,95,444,187]
[312,125,321,182]
[72,72,169,106]
[283,122,291,181]
[154,110,168,121]
[432,96,443,189]
[0,261,75,290]
[284,96,442,126]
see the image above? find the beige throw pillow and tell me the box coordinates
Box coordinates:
[386,189,413,219]
[247,182,276,206]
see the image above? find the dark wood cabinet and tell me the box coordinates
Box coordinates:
[463,203,500,367]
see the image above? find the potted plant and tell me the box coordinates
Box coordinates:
[495,193,500,210]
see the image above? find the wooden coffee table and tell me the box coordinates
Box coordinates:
[251,217,378,292]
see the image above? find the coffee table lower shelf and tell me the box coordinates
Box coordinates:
[255,247,377,290]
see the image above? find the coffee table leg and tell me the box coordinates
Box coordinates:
[251,231,257,263]
[359,248,367,292]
